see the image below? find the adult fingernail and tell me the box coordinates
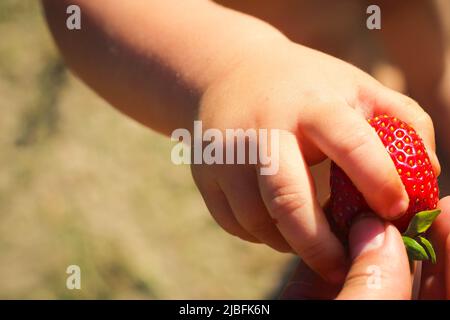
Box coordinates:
[349,214,386,260]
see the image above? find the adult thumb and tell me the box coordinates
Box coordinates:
[337,214,411,300]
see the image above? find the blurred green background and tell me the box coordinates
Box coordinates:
[0,1,292,299]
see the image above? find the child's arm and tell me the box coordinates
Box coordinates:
[42,0,439,283]
[42,0,285,135]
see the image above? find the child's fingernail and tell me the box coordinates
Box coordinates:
[349,214,386,260]
[389,198,408,219]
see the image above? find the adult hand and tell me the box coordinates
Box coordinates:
[419,196,450,299]
[282,196,450,299]
[281,213,412,299]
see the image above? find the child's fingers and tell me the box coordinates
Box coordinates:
[219,167,292,253]
[191,168,260,243]
[302,105,409,220]
[367,86,440,175]
[337,217,411,300]
[257,131,348,284]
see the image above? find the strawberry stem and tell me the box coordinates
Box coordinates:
[402,209,440,264]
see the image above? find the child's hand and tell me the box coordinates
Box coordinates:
[43,0,440,284]
[192,39,440,283]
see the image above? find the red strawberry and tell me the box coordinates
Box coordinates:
[329,115,440,263]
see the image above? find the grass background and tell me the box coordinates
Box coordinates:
[0,0,293,299]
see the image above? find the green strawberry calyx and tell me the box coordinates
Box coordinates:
[402,209,441,264]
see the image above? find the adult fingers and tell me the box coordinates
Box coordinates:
[257,131,348,284]
[281,259,342,299]
[337,215,411,300]
[420,196,450,299]
[302,106,409,220]
[446,236,450,300]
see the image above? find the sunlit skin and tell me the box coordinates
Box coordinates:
[219,0,450,164]
[282,196,450,299]
[42,0,443,286]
